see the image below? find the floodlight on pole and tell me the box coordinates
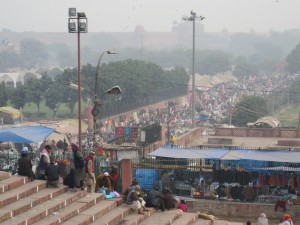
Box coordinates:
[68,8,88,152]
[182,10,205,128]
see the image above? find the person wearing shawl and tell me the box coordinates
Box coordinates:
[37,145,51,179]
[18,147,35,181]
[256,213,268,225]
[282,214,294,225]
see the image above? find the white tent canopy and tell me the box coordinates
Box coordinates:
[148,147,300,163]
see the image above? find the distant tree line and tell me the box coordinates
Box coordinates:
[0,60,189,118]
[2,31,300,78]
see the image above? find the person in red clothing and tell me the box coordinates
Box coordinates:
[109,165,119,191]
[178,199,188,212]
[85,150,96,193]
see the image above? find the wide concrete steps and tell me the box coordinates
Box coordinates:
[0,175,28,193]
[33,192,105,225]
[1,190,85,225]
[115,207,156,225]
[0,179,47,208]
[61,198,120,225]
[0,172,236,225]
[0,171,13,181]
[191,219,242,225]
[0,185,68,223]
[138,209,184,225]
[172,212,198,225]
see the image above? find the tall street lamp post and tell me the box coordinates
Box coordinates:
[183,11,205,128]
[92,50,120,155]
[69,82,121,156]
[68,8,88,151]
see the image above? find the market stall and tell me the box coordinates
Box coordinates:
[146,147,300,203]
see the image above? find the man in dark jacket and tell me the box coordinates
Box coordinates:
[45,158,60,187]
[71,143,84,188]
[146,186,165,211]
[18,147,34,181]
[163,188,179,210]
[64,168,76,190]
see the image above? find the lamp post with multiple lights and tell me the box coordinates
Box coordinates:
[68,8,88,151]
[183,11,205,128]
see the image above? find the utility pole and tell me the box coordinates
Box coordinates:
[183,11,205,128]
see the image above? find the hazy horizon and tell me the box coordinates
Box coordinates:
[1,0,299,34]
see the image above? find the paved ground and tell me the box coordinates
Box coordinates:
[191,135,299,149]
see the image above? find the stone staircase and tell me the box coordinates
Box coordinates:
[0,171,239,225]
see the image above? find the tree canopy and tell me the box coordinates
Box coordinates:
[232,96,269,127]
[286,43,300,74]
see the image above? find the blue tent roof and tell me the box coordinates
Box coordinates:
[0,126,54,143]
[148,147,300,163]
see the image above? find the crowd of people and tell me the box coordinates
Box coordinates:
[17,142,119,193]
[14,72,300,220]
[82,72,298,148]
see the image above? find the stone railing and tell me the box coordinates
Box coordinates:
[216,127,300,138]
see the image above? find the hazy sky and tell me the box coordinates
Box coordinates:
[0,0,299,33]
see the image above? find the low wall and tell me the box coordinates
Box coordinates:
[177,127,202,146]
[208,138,232,145]
[188,199,300,221]
[278,140,300,146]
[216,128,300,138]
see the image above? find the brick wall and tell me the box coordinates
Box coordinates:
[189,199,300,221]
[216,128,300,138]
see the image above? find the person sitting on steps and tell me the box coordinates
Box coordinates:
[126,186,150,215]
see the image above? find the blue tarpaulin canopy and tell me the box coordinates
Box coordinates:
[0,126,54,143]
[148,147,300,163]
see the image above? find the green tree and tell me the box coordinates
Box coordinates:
[232,96,269,127]
[44,82,65,118]
[195,50,232,75]
[10,86,26,109]
[288,77,300,104]
[24,75,52,112]
[286,43,300,74]
[55,68,77,114]
[0,82,9,107]
[233,62,258,78]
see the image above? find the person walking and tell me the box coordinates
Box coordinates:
[71,143,84,189]
[256,213,268,225]
[18,147,35,181]
[85,150,96,193]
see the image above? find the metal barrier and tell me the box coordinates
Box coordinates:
[131,157,300,203]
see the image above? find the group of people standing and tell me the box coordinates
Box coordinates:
[17,142,119,193]
[18,144,61,187]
